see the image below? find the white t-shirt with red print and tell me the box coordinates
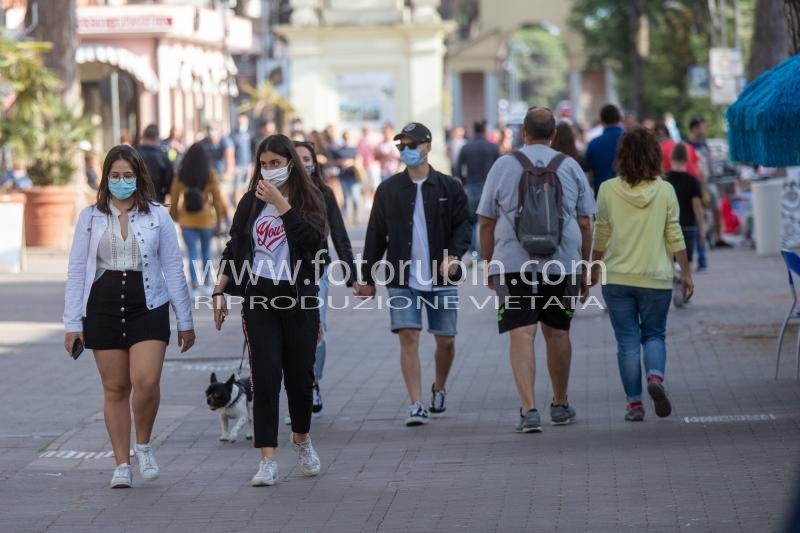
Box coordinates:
[252,202,291,280]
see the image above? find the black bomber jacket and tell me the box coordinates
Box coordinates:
[362,166,471,288]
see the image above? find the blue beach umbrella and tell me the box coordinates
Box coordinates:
[727,54,800,167]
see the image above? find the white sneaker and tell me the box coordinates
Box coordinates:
[110,463,133,488]
[134,444,160,480]
[251,458,278,486]
[405,402,430,426]
[290,436,321,476]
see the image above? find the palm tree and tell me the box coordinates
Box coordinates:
[25,0,79,103]
[747,0,789,80]
[237,81,294,121]
[787,0,800,53]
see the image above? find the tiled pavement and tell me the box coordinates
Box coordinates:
[0,241,798,532]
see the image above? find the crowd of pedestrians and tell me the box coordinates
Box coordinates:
[62,102,730,491]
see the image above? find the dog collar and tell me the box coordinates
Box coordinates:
[225,383,246,408]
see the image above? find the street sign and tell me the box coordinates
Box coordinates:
[711,75,739,105]
[709,48,744,105]
[710,47,744,76]
[688,66,710,98]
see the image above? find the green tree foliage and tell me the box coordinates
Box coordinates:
[0,38,92,186]
[569,0,748,133]
[504,25,569,107]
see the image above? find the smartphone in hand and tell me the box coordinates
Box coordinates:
[71,338,84,360]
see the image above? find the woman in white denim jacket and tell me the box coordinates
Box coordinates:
[63,144,195,489]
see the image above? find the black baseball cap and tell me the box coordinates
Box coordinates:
[394,122,432,143]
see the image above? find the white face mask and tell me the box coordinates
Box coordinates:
[260,164,291,187]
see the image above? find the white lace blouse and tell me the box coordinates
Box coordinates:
[95,202,143,280]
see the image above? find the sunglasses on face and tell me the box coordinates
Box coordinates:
[396,142,421,152]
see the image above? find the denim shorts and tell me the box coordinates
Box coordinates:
[387,287,458,337]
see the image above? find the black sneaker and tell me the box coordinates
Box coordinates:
[647,380,672,418]
[429,383,446,415]
[312,382,323,415]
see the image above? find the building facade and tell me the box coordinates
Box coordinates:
[4,1,253,150]
[446,0,616,131]
[275,0,454,161]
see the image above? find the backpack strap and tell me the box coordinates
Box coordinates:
[512,150,568,174]
[548,153,567,206]
[510,150,535,171]
[547,153,568,172]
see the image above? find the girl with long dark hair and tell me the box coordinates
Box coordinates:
[551,121,588,171]
[293,140,356,416]
[64,145,195,488]
[211,134,326,486]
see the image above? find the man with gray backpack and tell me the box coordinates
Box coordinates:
[477,106,595,432]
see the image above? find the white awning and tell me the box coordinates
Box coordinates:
[76,45,160,93]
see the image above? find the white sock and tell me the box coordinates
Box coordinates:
[135,443,151,452]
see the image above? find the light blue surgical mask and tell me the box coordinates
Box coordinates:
[400,148,424,167]
[304,164,316,176]
[108,177,137,200]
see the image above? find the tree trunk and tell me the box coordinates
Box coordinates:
[25,0,79,104]
[747,0,789,80]
[626,0,645,121]
[786,0,800,54]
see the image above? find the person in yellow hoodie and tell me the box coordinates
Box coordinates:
[590,127,694,422]
[170,142,227,295]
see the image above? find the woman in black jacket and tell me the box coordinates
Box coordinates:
[294,140,356,415]
[212,134,326,486]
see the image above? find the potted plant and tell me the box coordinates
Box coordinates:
[0,38,92,248]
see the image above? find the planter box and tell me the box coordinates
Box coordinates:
[22,186,77,248]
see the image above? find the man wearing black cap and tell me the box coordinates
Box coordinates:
[357,122,471,426]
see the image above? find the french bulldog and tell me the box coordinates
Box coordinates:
[205,373,253,442]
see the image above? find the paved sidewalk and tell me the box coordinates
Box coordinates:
[0,242,798,532]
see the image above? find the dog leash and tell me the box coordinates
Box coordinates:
[238,339,247,375]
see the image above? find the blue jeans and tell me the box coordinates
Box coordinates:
[181,227,214,286]
[697,237,708,269]
[339,176,361,217]
[313,266,329,381]
[602,284,672,403]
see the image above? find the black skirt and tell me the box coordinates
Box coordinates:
[83,270,170,350]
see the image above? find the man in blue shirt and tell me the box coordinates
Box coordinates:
[585,104,624,195]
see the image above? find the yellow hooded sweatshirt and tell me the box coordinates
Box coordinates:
[592,177,686,290]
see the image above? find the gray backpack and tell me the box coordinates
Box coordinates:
[512,151,566,256]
